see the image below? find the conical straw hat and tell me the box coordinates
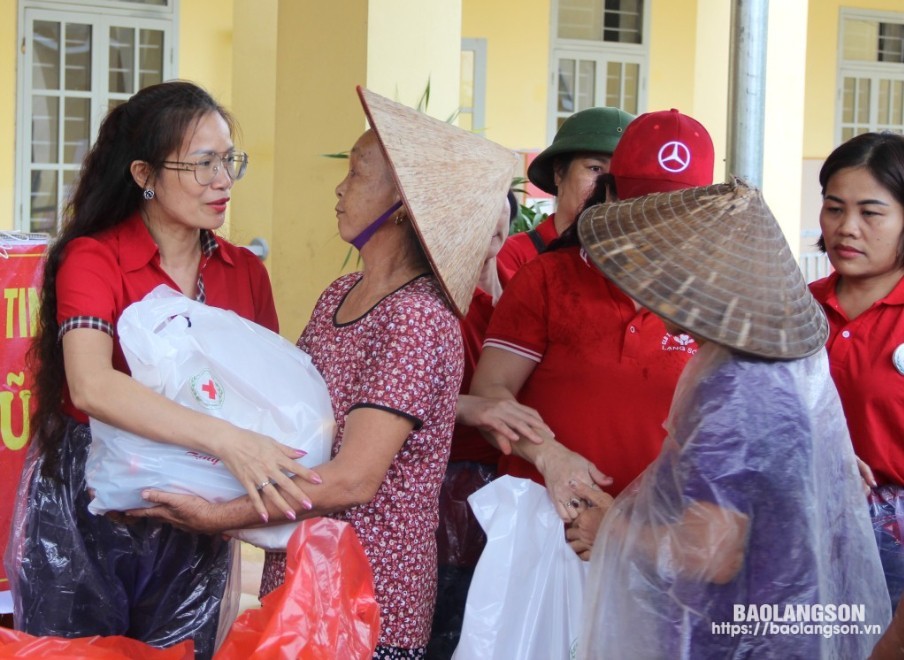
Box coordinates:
[357,86,519,316]
[577,179,828,359]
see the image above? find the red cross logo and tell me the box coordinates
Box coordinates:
[191,369,225,409]
[201,379,218,400]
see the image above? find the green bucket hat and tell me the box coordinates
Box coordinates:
[528,106,636,195]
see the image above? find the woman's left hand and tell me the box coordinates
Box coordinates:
[126,490,225,535]
[456,394,553,449]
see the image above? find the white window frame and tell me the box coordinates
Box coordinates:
[460,38,487,131]
[15,0,178,232]
[547,0,649,143]
[836,7,904,144]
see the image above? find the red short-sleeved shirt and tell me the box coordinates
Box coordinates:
[450,287,501,464]
[56,213,278,421]
[484,246,697,495]
[296,273,463,649]
[495,214,559,286]
[810,272,904,486]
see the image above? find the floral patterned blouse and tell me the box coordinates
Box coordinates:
[262,273,463,649]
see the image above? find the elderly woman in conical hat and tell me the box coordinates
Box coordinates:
[572,181,889,659]
[128,87,524,658]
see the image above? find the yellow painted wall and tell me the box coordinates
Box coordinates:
[693,0,730,182]
[0,2,17,230]
[178,0,234,106]
[268,3,370,338]
[647,0,697,114]
[461,0,550,151]
[367,0,462,121]
[229,0,277,259]
[804,0,904,158]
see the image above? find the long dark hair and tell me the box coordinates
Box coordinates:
[30,80,235,479]
[817,132,904,265]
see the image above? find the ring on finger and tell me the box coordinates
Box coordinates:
[256,479,272,492]
[569,498,581,509]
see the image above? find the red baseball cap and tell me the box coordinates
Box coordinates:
[610,109,715,200]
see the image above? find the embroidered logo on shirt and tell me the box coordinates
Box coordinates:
[191,369,225,409]
[661,332,698,355]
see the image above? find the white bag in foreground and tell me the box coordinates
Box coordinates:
[86,285,335,549]
[453,476,587,660]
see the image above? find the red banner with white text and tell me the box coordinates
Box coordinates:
[0,234,47,600]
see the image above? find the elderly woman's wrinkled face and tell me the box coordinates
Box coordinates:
[335,130,400,243]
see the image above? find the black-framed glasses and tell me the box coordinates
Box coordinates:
[162,151,249,185]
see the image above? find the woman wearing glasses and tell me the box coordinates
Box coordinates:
[9,80,316,658]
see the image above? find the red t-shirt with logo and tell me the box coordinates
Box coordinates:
[496,214,560,286]
[484,246,696,495]
[56,213,279,422]
[810,271,904,486]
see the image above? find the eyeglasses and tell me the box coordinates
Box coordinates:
[161,151,249,185]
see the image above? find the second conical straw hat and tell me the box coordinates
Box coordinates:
[577,179,828,359]
[357,86,519,316]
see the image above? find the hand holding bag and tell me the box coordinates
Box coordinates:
[453,476,587,660]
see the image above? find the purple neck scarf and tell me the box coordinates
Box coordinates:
[351,201,404,251]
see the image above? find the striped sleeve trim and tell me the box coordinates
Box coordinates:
[58,316,114,340]
[482,338,544,363]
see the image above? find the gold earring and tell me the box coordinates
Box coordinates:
[394,213,407,225]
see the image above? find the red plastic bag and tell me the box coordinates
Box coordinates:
[0,628,193,658]
[215,518,380,660]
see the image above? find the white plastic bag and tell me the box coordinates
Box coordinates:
[453,476,587,660]
[86,285,335,549]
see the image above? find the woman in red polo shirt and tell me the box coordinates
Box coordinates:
[471,109,715,526]
[809,131,904,612]
[9,81,316,658]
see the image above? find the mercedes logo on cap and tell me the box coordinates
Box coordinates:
[658,141,691,173]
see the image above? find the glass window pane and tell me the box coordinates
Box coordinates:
[558,0,603,40]
[577,60,596,112]
[139,29,164,88]
[110,26,135,94]
[604,0,642,44]
[843,19,878,61]
[458,112,473,132]
[606,61,622,107]
[33,21,61,91]
[842,77,855,123]
[64,23,92,92]
[857,78,871,123]
[879,79,890,124]
[558,59,576,112]
[558,0,643,44]
[892,80,904,125]
[842,126,855,143]
[623,62,639,114]
[879,22,904,63]
[63,98,90,165]
[607,61,639,114]
[30,170,58,234]
[31,96,59,164]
